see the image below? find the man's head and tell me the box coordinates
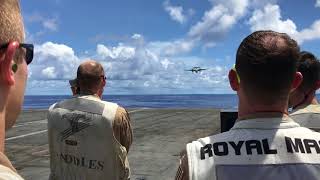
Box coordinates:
[77,60,106,98]
[69,78,79,96]
[289,51,320,108]
[229,30,302,107]
[0,0,29,129]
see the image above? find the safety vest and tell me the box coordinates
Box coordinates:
[290,104,320,132]
[47,95,129,180]
[187,116,320,180]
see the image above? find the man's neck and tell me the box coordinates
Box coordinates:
[238,98,288,120]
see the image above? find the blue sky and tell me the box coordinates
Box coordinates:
[22,0,320,95]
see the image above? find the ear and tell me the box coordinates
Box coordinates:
[228,69,240,91]
[0,42,19,86]
[291,72,303,90]
[102,78,106,87]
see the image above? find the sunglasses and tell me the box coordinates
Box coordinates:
[100,75,106,80]
[0,42,34,65]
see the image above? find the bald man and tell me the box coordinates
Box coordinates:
[47,60,132,180]
[69,78,79,96]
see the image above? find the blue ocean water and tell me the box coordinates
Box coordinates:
[24,94,320,110]
[23,94,239,110]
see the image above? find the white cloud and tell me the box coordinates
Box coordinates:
[316,0,320,7]
[96,44,136,60]
[295,20,320,43]
[31,42,80,80]
[42,18,58,31]
[163,0,187,24]
[132,34,143,40]
[27,34,231,94]
[147,39,195,56]
[249,4,297,35]
[25,13,59,32]
[248,4,320,44]
[188,0,249,45]
[42,67,57,79]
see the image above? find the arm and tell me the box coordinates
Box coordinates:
[175,149,189,180]
[112,107,133,152]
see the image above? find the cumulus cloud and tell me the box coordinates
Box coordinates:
[42,67,58,79]
[163,0,187,24]
[96,44,136,60]
[31,42,80,80]
[188,0,248,45]
[248,4,320,44]
[316,0,320,7]
[27,34,231,94]
[248,4,297,35]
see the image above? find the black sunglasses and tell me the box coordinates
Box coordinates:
[0,43,34,65]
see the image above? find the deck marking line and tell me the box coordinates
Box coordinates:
[13,120,47,128]
[6,130,48,141]
[7,108,147,141]
[128,108,148,113]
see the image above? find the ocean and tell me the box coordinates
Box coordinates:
[23,94,239,110]
[24,94,320,110]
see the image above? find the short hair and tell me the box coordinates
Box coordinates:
[296,51,320,92]
[77,61,104,93]
[0,0,24,63]
[236,30,300,104]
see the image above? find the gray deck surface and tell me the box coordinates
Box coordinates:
[5,108,220,180]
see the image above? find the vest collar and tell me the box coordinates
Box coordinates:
[78,94,101,101]
[231,116,300,130]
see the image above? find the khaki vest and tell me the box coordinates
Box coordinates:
[48,95,129,180]
[290,104,320,132]
[187,117,320,180]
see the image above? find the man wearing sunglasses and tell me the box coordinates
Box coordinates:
[289,51,320,132]
[69,78,80,96]
[176,31,320,180]
[0,0,33,179]
[47,60,132,180]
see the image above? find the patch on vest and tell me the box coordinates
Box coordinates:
[60,112,93,141]
[59,153,104,171]
[199,137,320,160]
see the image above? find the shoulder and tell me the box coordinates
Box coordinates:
[0,165,23,180]
[291,104,320,116]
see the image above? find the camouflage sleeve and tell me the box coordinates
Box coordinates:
[113,106,133,152]
[175,149,189,180]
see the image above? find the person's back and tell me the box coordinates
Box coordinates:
[187,117,320,179]
[176,31,320,180]
[48,61,131,180]
[289,51,320,132]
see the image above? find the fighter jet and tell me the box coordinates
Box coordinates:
[185,67,207,73]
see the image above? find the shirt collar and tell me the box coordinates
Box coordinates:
[231,116,300,130]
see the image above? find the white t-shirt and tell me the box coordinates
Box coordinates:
[0,165,23,180]
[187,116,320,180]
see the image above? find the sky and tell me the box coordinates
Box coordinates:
[21,0,320,95]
